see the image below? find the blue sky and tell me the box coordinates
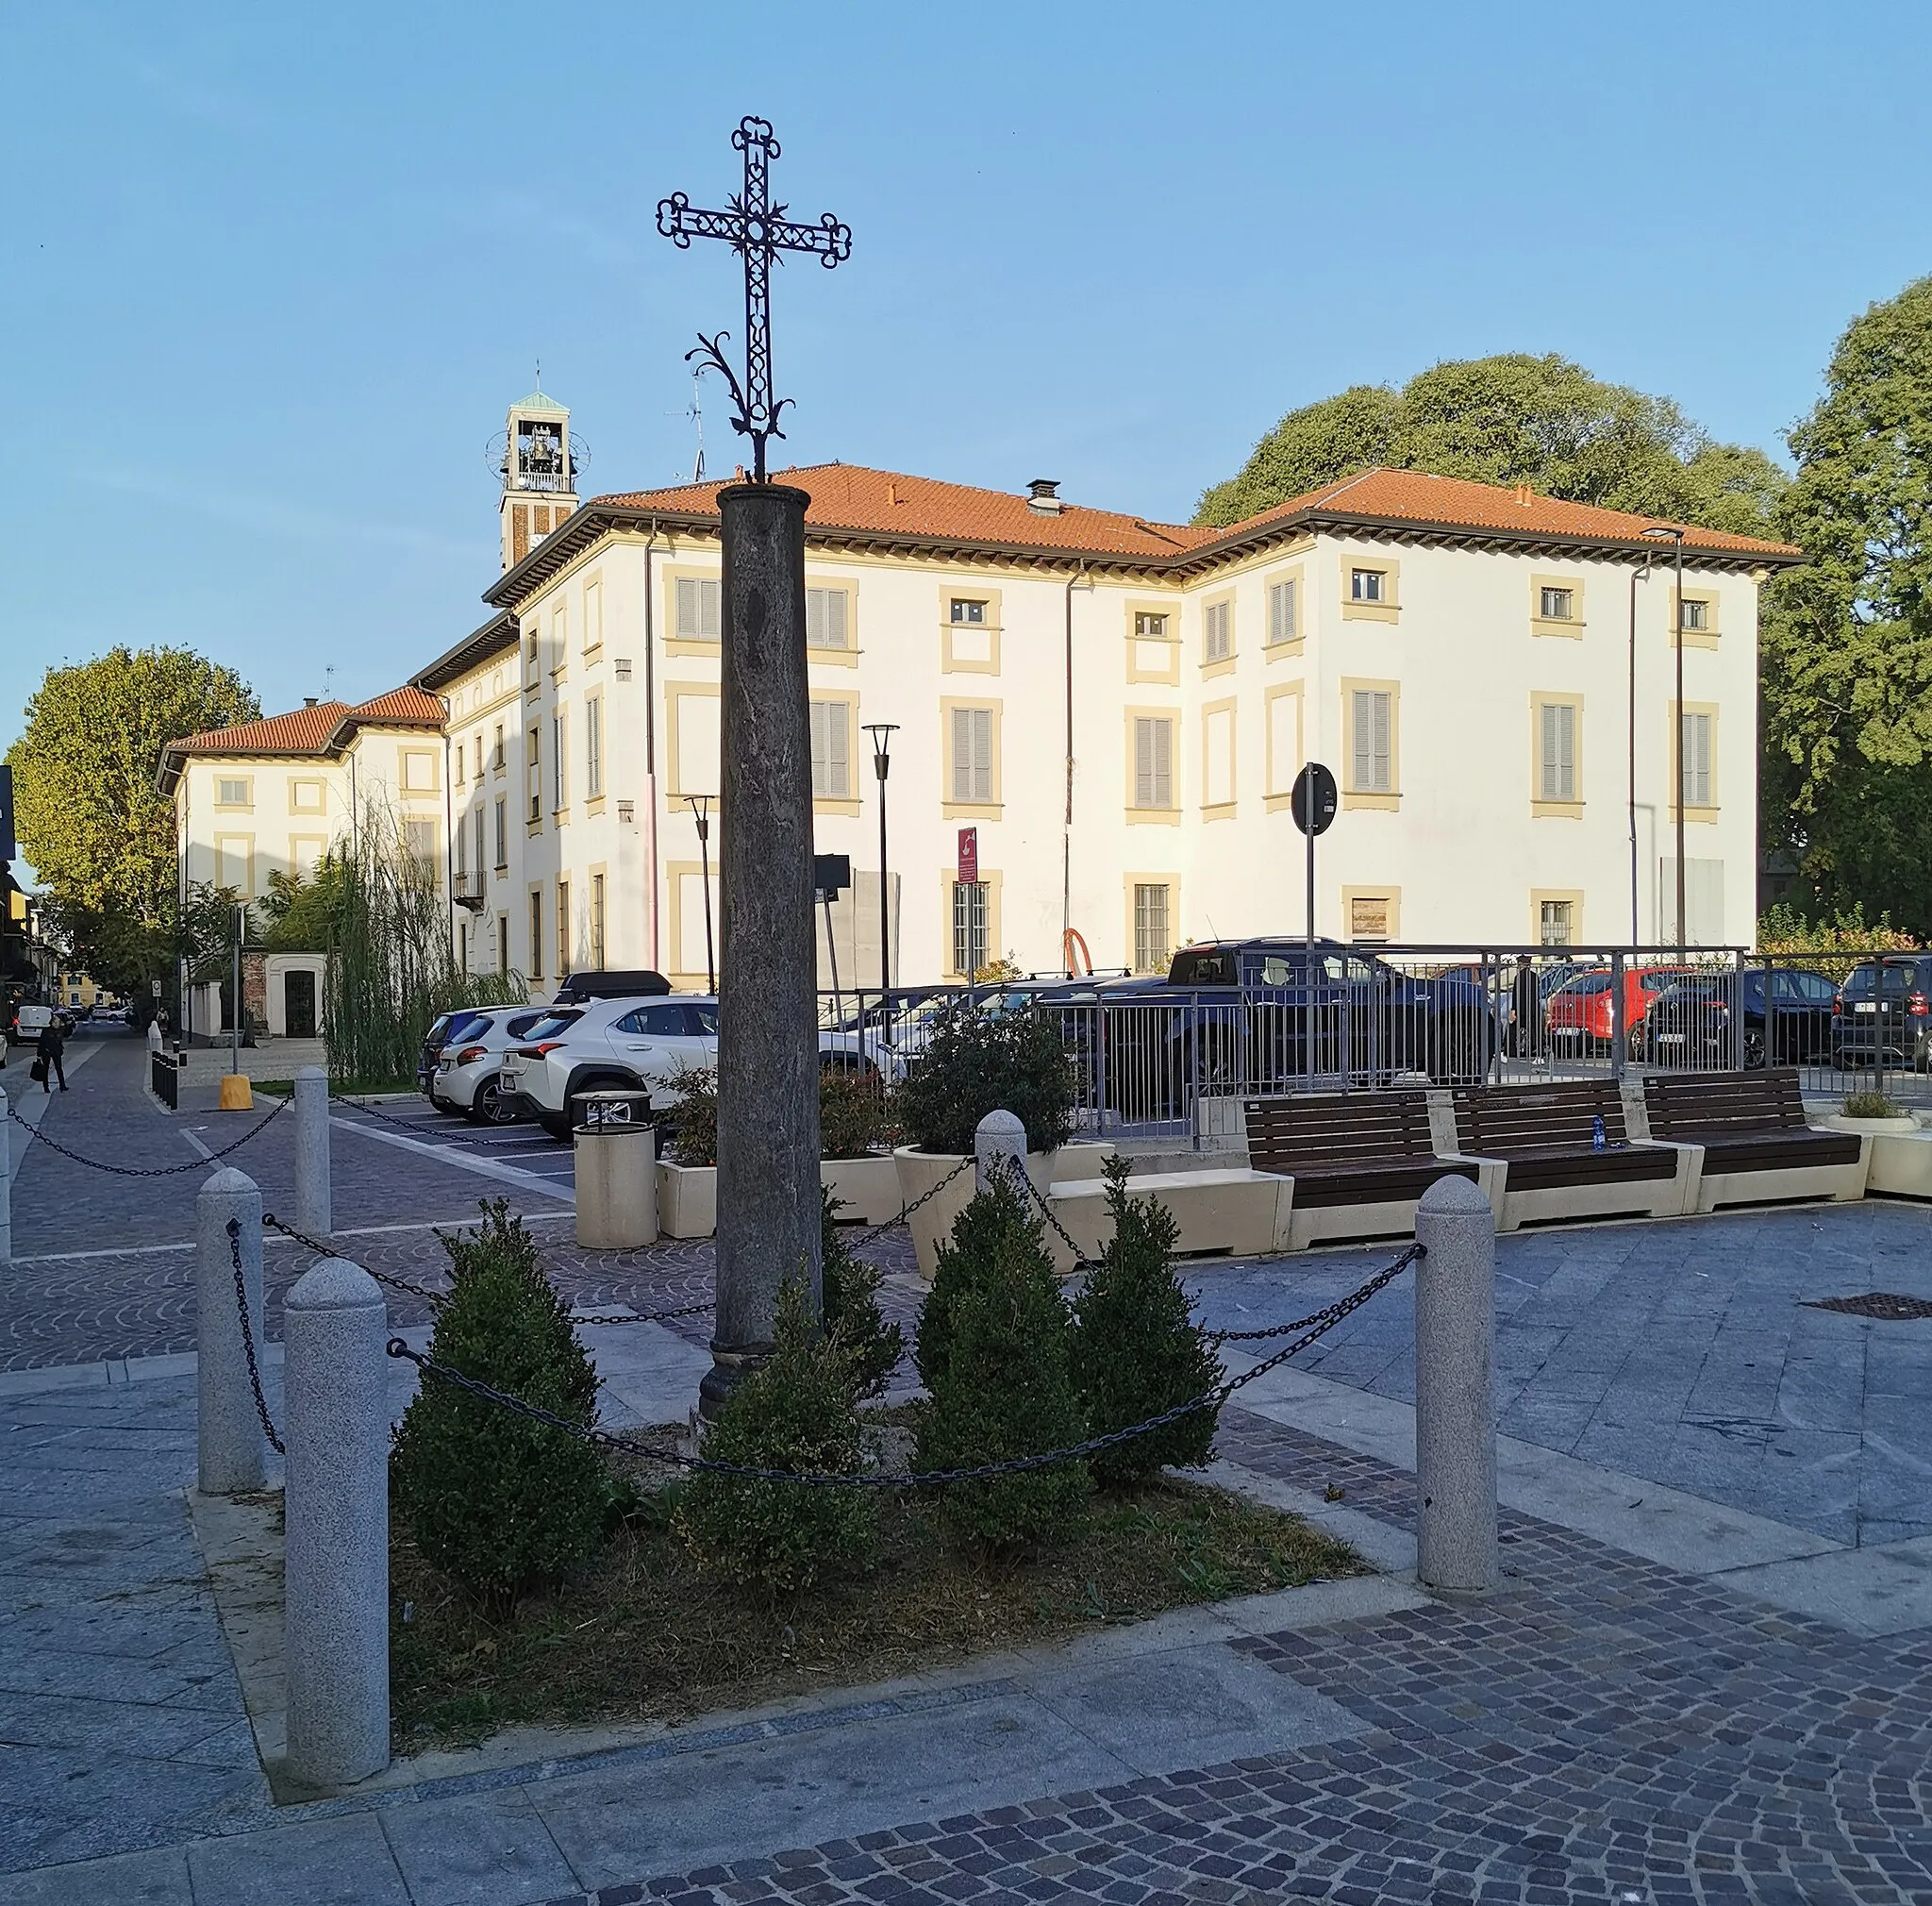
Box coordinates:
[5,0,1929,769]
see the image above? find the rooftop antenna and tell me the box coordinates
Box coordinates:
[689,367,707,482]
[323,665,337,704]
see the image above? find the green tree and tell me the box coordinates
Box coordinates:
[1195,353,1786,536]
[6,647,258,990]
[1761,276,1932,931]
[258,860,346,952]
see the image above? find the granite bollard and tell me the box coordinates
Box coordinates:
[282,1255,390,1789]
[196,1166,266,1495]
[974,1108,1027,1196]
[1413,1173,1498,1594]
[292,1065,331,1238]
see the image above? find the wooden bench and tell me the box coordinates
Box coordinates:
[1451,1080,1693,1229]
[1242,1093,1493,1248]
[1642,1070,1864,1212]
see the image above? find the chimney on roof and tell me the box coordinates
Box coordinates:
[1026,477,1063,516]
[1512,482,1533,506]
[303,696,318,708]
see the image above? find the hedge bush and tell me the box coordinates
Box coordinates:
[675,1278,877,1597]
[1071,1159,1222,1487]
[666,1065,899,1167]
[390,1200,609,1608]
[898,1009,1074,1158]
[821,1185,904,1399]
[912,1177,1090,1551]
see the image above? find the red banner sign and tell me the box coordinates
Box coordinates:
[957,826,978,886]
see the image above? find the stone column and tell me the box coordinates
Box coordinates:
[975,1109,1027,1195]
[705,482,823,1418]
[196,1166,266,1496]
[282,1257,389,1789]
[1413,1173,1498,1594]
[292,1066,331,1238]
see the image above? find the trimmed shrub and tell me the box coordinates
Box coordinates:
[675,1278,878,1597]
[1071,1159,1222,1488]
[667,1065,899,1166]
[912,1177,1091,1551]
[821,1185,904,1399]
[663,1065,720,1166]
[899,1009,1075,1158]
[820,1066,901,1160]
[391,1200,608,1608]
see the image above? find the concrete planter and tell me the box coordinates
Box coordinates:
[657,1162,718,1239]
[659,1153,907,1238]
[891,1142,1115,1279]
[1824,1114,1919,1135]
[1866,1130,1932,1197]
[820,1154,902,1226]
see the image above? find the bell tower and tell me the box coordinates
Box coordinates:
[499,380,580,570]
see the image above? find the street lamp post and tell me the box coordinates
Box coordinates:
[1626,552,1654,945]
[862,723,898,1011]
[1643,526,1689,953]
[687,794,715,994]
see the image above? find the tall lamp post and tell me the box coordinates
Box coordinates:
[1642,525,1689,953]
[686,794,716,995]
[862,723,898,1008]
[1626,550,1654,944]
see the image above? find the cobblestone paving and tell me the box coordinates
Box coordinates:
[524,1411,1932,1906]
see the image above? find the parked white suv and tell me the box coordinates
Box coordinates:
[429,1006,554,1124]
[501,997,720,1138]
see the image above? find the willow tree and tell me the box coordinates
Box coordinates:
[323,798,523,1086]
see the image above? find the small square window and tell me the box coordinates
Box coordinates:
[1540,899,1574,947]
[1351,568,1385,603]
[1134,612,1168,640]
[1540,587,1574,621]
[216,778,250,807]
[950,598,987,626]
[1679,597,1709,632]
[1348,895,1391,941]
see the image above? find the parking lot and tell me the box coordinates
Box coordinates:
[335,1091,578,1187]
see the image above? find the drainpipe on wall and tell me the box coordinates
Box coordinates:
[641,518,661,969]
[1062,563,1091,967]
[441,709,454,957]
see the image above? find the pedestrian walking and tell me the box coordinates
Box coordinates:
[34,1018,68,1094]
[1510,954,1543,1060]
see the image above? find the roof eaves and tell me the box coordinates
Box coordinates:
[412,610,521,691]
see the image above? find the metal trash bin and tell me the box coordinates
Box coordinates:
[573,1090,658,1247]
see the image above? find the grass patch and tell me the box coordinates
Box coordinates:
[391,1468,1363,1750]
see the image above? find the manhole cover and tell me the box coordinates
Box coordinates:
[1806,1293,1932,1321]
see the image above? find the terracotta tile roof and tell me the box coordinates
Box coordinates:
[342,686,445,728]
[169,702,352,759]
[1217,467,1800,559]
[593,464,1214,560]
[584,461,1797,568]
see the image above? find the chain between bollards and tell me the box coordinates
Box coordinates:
[225,1216,284,1453]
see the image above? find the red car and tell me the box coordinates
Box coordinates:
[1545,966,1696,1049]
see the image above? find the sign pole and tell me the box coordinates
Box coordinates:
[1290,763,1339,1099]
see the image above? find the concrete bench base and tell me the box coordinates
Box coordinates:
[1865,1131,1932,1199]
[1488,1144,1698,1232]
[1696,1142,1870,1212]
[1047,1169,1289,1270]
[1284,1157,1506,1249]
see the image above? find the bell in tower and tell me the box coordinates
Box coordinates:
[498,377,584,570]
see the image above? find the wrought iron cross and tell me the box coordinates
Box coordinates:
[658,116,852,482]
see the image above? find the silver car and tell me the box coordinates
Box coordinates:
[430,1006,553,1124]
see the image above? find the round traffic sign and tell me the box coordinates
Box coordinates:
[1291,761,1338,837]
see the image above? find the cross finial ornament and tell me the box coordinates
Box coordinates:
[658,116,852,482]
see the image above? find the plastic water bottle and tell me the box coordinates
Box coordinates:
[1592,1114,1607,1151]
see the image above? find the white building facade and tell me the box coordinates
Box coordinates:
[414,410,1797,995]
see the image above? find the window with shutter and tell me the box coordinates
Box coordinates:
[1267,579,1297,645]
[675,576,722,640]
[950,707,993,803]
[809,700,851,798]
[1203,600,1232,662]
[585,696,603,797]
[1680,711,1713,808]
[1134,716,1174,809]
[1350,691,1392,793]
[805,587,849,648]
[1539,701,1576,802]
[1133,883,1172,975]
